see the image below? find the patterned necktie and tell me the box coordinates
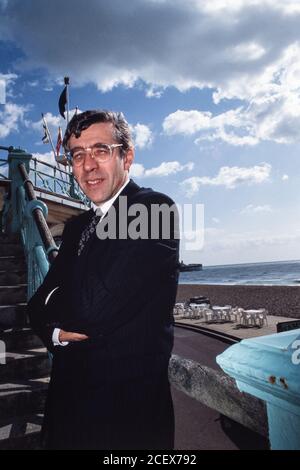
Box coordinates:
[77,208,103,256]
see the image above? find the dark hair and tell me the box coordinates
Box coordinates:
[63,109,133,157]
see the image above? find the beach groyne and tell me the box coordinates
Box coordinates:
[177,284,300,318]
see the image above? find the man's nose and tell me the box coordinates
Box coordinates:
[83,151,98,172]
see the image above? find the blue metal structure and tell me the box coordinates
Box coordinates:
[217,329,300,449]
[1,147,90,299]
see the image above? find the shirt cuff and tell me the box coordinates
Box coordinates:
[52,328,69,347]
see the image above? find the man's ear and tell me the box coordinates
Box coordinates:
[124,147,134,171]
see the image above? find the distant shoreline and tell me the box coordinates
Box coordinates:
[179,281,300,286]
[176,284,300,318]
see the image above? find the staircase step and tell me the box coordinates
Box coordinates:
[0,415,42,450]
[0,304,27,330]
[0,329,43,350]
[0,256,26,271]
[0,271,26,285]
[0,233,21,245]
[0,349,51,382]
[0,379,48,422]
[0,285,27,304]
[0,244,24,256]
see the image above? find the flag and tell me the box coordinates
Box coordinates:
[58,76,69,119]
[42,124,49,144]
[58,86,67,119]
[56,127,63,156]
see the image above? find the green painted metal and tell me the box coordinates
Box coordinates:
[0,158,8,180]
[1,146,90,297]
[2,148,56,298]
[7,148,32,233]
[17,185,51,299]
[217,330,300,449]
[29,157,90,206]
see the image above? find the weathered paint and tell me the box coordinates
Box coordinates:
[216,329,300,449]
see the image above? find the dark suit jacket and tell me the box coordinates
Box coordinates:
[27,179,180,450]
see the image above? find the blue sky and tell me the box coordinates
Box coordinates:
[1,0,300,265]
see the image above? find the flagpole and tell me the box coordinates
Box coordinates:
[41,114,68,183]
[41,113,57,160]
[63,77,75,195]
[64,76,70,126]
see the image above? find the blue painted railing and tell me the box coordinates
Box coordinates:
[0,158,8,180]
[3,148,58,299]
[17,177,52,299]
[1,147,90,299]
[29,157,91,207]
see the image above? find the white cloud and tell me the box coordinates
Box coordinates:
[212,217,220,224]
[1,1,298,93]
[31,112,61,132]
[181,162,271,196]
[131,123,153,149]
[229,42,266,62]
[0,102,29,138]
[129,163,145,178]
[29,109,80,141]
[32,151,56,166]
[163,96,300,146]
[0,79,5,104]
[282,174,289,181]
[163,108,260,146]
[3,1,300,145]
[163,110,212,136]
[240,204,273,214]
[130,161,194,178]
[203,226,300,253]
[145,86,164,99]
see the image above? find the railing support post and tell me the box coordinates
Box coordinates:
[69,172,77,198]
[5,148,32,233]
[217,329,300,449]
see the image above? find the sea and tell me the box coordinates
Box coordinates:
[179,260,300,286]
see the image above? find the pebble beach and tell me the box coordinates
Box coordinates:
[176,284,300,318]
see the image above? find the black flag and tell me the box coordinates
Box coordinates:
[58,86,67,119]
[58,77,69,119]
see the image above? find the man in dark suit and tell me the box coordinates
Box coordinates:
[27,110,180,450]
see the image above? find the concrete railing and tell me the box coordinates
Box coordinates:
[168,354,268,438]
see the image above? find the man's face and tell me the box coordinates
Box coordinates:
[68,122,134,204]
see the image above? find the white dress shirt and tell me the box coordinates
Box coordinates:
[52,176,130,346]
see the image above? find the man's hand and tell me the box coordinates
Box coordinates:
[59,330,89,342]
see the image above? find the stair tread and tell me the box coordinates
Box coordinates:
[0,378,49,397]
[0,284,27,288]
[0,237,49,449]
[0,270,26,274]
[4,346,46,359]
[0,414,43,443]
[0,283,27,289]
[0,303,27,308]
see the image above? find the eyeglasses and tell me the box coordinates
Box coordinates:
[69,142,123,167]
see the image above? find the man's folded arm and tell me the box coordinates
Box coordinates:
[73,235,179,338]
[72,194,180,337]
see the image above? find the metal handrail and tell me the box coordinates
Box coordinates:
[19,163,58,263]
[17,162,59,299]
[0,158,8,180]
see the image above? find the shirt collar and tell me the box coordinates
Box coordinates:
[90,177,130,216]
